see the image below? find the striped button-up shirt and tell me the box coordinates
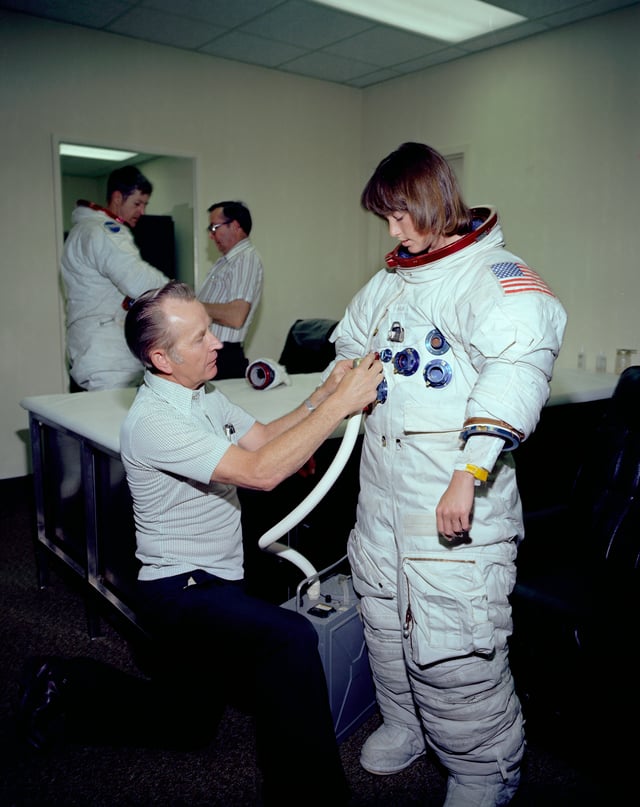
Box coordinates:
[197,238,264,343]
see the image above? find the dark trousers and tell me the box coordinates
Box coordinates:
[62,572,348,806]
[214,341,249,380]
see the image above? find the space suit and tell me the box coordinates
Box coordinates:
[61,202,168,390]
[332,207,567,804]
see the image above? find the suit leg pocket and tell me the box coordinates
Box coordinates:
[347,528,395,598]
[399,555,496,667]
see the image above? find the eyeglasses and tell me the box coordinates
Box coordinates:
[207,220,232,234]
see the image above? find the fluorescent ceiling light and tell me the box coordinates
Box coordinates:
[312,0,526,43]
[59,143,139,161]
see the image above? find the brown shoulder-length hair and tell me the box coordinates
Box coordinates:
[361,142,473,237]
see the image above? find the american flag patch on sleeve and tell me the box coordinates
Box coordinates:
[490,262,555,296]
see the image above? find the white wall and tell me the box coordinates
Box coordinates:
[1,6,638,479]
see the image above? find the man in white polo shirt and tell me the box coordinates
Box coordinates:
[118,281,381,806]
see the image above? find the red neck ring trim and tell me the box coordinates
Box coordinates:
[385,206,498,269]
[77,199,127,226]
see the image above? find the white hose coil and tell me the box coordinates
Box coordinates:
[257,411,363,600]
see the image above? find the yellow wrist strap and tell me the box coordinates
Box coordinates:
[465,463,489,483]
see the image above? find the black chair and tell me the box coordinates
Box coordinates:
[278,318,337,374]
[510,365,640,761]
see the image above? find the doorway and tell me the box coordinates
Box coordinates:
[58,142,196,287]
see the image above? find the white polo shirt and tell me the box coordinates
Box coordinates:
[120,371,256,581]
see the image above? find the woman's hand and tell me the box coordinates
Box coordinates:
[436,470,476,541]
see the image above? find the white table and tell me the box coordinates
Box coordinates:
[20,373,327,455]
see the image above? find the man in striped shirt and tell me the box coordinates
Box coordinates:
[198,200,264,379]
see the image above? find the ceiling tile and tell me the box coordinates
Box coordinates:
[492,0,594,14]
[323,24,445,68]
[1,0,131,27]
[107,6,224,48]
[460,20,549,52]
[140,0,284,29]
[280,49,378,82]
[240,0,374,49]
[200,30,307,67]
[390,46,470,74]
[533,0,636,26]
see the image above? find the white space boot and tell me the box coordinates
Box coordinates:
[359,722,426,775]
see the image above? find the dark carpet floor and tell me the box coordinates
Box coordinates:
[0,476,609,806]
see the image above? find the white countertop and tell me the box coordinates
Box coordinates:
[21,368,619,455]
[544,367,618,405]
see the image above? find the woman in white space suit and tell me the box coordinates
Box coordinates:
[331,142,567,806]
